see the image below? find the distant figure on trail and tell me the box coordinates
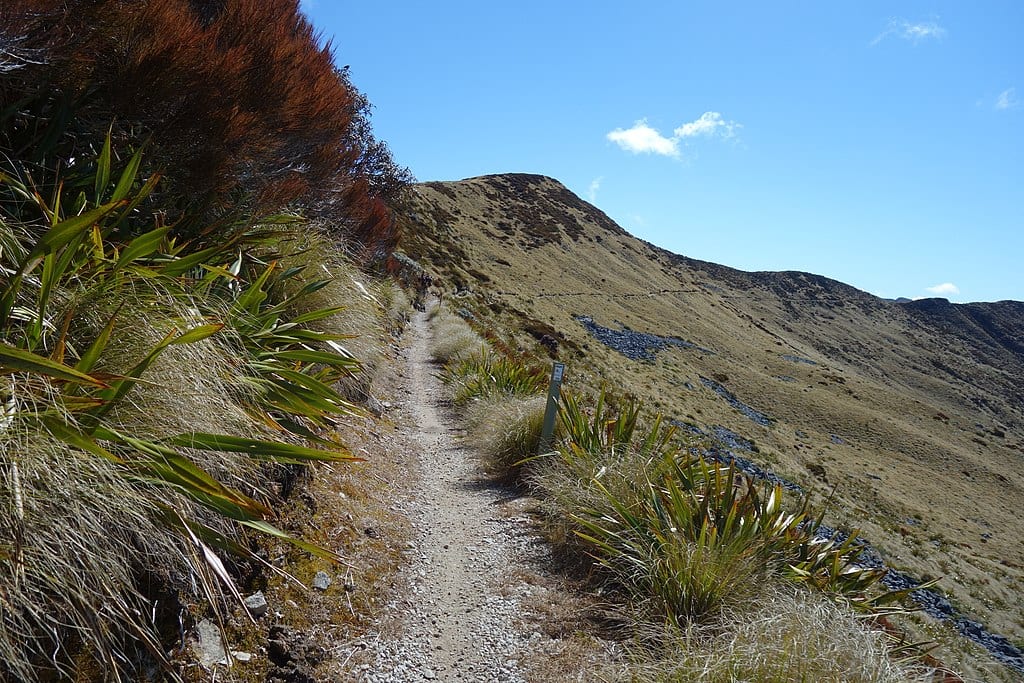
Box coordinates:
[414,271,433,311]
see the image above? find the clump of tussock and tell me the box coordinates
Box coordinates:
[462,394,547,478]
[527,391,673,555]
[443,350,548,405]
[275,226,393,403]
[428,307,487,364]
[0,411,203,681]
[627,586,935,683]
[378,279,412,337]
[523,389,939,678]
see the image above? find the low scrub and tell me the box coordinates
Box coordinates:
[0,140,369,679]
[528,389,927,676]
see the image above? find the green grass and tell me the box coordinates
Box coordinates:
[443,349,548,404]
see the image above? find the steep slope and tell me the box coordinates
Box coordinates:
[396,173,1024,680]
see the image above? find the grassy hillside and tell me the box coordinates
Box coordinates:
[397,173,1024,680]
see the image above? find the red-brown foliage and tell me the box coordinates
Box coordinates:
[0,0,409,255]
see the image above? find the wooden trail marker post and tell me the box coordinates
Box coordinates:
[539,362,566,453]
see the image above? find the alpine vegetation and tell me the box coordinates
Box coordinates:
[0,1,408,678]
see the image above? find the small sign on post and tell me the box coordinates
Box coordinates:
[538,362,566,454]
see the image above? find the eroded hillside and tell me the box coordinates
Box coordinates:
[396,173,1024,680]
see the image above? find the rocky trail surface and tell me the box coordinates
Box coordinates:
[343,308,612,682]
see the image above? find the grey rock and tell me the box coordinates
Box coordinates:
[312,570,332,590]
[244,591,268,618]
[366,395,386,417]
[192,619,228,669]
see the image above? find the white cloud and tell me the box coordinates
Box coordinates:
[587,177,603,203]
[606,112,739,158]
[674,112,738,139]
[872,18,946,46]
[926,282,960,296]
[996,87,1018,110]
[606,120,679,156]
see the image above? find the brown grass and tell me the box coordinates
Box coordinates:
[462,394,547,477]
[625,587,935,683]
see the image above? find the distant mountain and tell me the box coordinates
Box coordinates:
[396,173,1024,680]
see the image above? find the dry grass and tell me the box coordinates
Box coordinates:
[1,392,204,681]
[428,307,488,364]
[462,394,547,477]
[276,226,394,403]
[0,214,400,678]
[625,587,935,683]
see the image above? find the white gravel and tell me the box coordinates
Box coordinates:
[343,309,552,682]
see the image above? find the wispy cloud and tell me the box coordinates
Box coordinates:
[926,282,960,296]
[674,112,739,139]
[587,177,603,203]
[607,112,740,158]
[871,18,946,46]
[996,87,1019,111]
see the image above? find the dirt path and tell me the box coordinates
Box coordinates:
[344,308,608,682]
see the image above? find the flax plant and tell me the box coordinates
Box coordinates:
[442,349,547,405]
[0,139,366,679]
[539,392,910,630]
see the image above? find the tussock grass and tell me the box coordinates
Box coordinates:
[630,587,934,683]
[275,226,393,403]
[0,155,373,678]
[378,280,412,337]
[1,411,200,681]
[523,390,930,678]
[438,337,549,479]
[428,308,488,364]
[462,394,547,477]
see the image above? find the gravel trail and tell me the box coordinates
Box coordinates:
[349,308,558,682]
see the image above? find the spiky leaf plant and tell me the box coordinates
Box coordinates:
[0,137,367,679]
[543,392,897,626]
[442,349,547,404]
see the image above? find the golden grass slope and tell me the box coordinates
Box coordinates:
[396,173,1024,681]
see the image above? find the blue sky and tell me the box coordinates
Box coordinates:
[300,2,1022,303]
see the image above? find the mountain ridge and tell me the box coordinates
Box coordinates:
[397,172,1024,680]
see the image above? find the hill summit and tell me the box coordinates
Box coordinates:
[397,172,1024,679]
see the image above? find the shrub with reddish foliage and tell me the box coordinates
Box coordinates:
[0,0,410,255]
